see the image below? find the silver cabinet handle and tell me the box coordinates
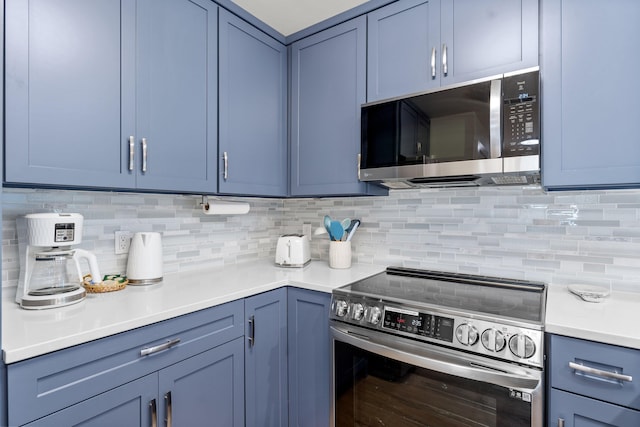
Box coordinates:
[150,399,158,427]
[558,418,565,427]
[223,151,229,180]
[164,392,172,427]
[248,315,255,347]
[128,136,135,171]
[140,338,181,357]
[357,153,361,181]
[141,138,148,173]
[569,361,633,382]
[442,43,448,76]
[430,47,436,78]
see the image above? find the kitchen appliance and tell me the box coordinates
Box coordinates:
[275,234,310,267]
[360,68,540,188]
[330,267,547,426]
[16,213,102,309]
[126,232,163,285]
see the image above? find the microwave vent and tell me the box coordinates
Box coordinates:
[491,175,539,185]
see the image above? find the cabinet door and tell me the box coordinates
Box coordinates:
[218,9,287,197]
[158,337,245,427]
[245,288,288,427]
[367,0,441,102]
[541,0,640,189]
[287,288,331,427]
[548,389,640,427]
[135,0,218,193]
[440,0,538,85]
[5,0,136,188]
[25,374,157,427]
[290,17,370,196]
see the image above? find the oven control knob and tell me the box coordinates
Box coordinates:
[481,329,506,352]
[334,300,348,317]
[509,334,536,359]
[367,306,382,325]
[455,324,479,346]
[351,303,365,321]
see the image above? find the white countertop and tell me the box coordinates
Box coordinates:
[5,261,639,363]
[2,259,385,364]
[545,284,640,350]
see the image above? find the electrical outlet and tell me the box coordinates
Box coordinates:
[115,231,132,255]
[302,223,312,239]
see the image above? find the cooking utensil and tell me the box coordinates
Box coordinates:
[341,218,351,231]
[323,215,333,240]
[329,221,344,241]
[346,219,360,241]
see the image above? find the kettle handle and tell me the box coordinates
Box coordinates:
[73,249,102,284]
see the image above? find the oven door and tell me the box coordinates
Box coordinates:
[331,321,543,427]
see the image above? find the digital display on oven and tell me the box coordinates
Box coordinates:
[383,307,454,342]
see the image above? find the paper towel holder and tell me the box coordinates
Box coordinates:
[199,195,250,215]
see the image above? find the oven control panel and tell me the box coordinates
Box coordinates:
[330,294,543,368]
[382,307,454,343]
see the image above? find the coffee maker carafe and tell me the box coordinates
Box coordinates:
[16,213,102,309]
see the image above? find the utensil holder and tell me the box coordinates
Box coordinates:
[329,241,351,269]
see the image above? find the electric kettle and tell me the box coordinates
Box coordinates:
[126,232,163,285]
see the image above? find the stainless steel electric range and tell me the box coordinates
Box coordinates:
[330,267,547,427]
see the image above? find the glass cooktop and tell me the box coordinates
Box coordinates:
[339,267,546,323]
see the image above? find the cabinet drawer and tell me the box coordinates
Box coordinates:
[548,388,640,427]
[8,300,244,426]
[549,334,639,410]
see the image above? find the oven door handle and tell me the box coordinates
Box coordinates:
[331,323,541,391]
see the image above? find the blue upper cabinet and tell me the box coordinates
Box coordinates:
[5,0,218,193]
[218,10,287,197]
[541,0,640,189]
[134,0,218,193]
[367,0,539,102]
[291,16,382,196]
[440,0,538,85]
[367,0,441,101]
[5,0,136,189]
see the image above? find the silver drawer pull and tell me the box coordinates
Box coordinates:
[569,361,633,382]
[140,338,181,357]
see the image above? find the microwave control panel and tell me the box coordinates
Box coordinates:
[503,70,540,157]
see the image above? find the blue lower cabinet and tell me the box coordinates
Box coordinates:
[7,301,245,426]
[24,374,158,427]
[159,337,245,427]
[245,288,289,427]
[548,389,640,427]
[547,334,640,426]
[287,288,331,427]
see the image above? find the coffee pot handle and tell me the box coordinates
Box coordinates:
[73,249,102,284]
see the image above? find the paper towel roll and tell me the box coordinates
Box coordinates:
[202,200,250,215]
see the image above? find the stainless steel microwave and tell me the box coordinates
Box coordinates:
[359,68,540,188]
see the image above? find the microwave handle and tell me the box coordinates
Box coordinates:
[489,79,502,158]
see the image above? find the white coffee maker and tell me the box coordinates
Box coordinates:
[16,213,102,309]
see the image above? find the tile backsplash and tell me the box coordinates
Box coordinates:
[3,186,640,292]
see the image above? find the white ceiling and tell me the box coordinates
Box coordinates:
[232,0,370,36]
